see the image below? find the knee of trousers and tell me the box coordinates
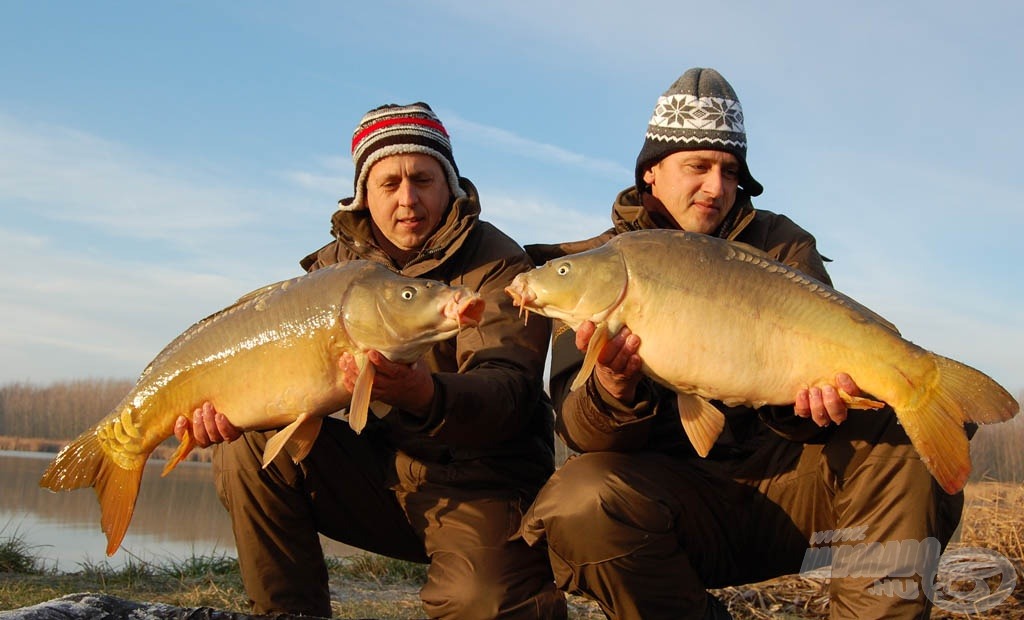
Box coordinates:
[421,550,551,620]
[527,452,679,565]
[212,430,303,511]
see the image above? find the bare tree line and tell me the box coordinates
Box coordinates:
[1,379,1021,481]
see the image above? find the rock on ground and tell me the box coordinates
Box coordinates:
[0,593,325,620]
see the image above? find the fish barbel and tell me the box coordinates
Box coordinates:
[505,229,1018,494]
[40,260,484,555]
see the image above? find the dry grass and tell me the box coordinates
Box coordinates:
[3,483,1020,618]
[710,482,1024,620]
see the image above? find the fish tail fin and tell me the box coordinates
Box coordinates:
[161,429,195,477]
[932,355,1019,424]
[95,459,145,556]
[897,355,1019,495]
[39,431,145,556]
[676,393,726,458]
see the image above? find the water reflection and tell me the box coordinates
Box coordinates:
[1,450,354,571]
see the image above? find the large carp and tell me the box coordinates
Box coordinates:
[40,260,484,555]
[505,229,1017,494]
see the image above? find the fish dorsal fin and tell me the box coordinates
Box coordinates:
[139,277,298,380]
[722,240,900,335]
[676,393,725,458]
[262,413,318,467]
[571,322,609,391]
[348,361,376,434]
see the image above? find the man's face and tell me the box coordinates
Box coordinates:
[642,150,740,234]
[366,153,452,251]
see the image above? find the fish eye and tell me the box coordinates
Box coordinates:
[400,287,416,301]
[556,262,571,276]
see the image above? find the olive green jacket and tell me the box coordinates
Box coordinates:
[302,178,555,492]
[525,187,833,458]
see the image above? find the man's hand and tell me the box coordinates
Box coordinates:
[339,351,435,416]
[173,401,242,448]
[793,373,861,426]
[575,320,644,404]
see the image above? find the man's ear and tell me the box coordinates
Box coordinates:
[642,164,656,186]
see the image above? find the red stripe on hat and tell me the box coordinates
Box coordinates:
[351,117,449,153]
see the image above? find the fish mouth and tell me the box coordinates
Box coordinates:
[504,278,537,322]
[444,291,485,328]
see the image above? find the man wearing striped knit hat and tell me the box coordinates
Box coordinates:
[177,102,566,619]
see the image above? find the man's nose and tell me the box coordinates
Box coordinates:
[702,169,724,197]
[397,178,418,206]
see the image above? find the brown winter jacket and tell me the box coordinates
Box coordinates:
[301,178,555,493]
[525,186,835,459]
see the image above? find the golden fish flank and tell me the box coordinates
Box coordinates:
[40,260,484,556]
[506,229,1018,495]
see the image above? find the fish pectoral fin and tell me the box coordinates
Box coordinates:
[838,389,885,410]
[348,362,376,434]
[161,430,195,477]
[571,322,609,392]
[676,393,725,458]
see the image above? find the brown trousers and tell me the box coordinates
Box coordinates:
[213,417,566,619]
[521,411,965,620]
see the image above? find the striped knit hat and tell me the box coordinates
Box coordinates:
[341,102,466,211]
[635,68,763,197]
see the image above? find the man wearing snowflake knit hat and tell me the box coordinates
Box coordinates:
[176,102,567,619]
[522,69,966,619]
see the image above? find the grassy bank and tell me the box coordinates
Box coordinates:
[3,482,1021,619]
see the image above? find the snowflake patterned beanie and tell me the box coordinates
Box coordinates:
[635,68,763,196]
[341,102,465,211]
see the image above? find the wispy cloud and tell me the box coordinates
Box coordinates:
[442,112,631,179]
[0,114,259,239]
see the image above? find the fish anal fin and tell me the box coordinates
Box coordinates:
[677,393,725,458]
[349,361,377,433]
[571,323,609,392]
[161,430,195,477]
[838,389,885,411]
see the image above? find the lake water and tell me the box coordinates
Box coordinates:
[0,450,355,571]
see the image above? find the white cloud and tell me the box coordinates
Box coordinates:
[443,113,631,180]
[0,114,257,240]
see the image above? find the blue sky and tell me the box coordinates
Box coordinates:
[2,1,1021,396]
